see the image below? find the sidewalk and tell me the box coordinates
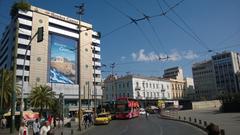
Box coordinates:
[0,122,94,135]
[176,108,240,135]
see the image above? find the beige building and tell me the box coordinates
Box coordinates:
[168,79,185,99]
[0,5,102,109]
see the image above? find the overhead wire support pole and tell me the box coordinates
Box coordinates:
[75,3,85,131]
[110,63,116,100]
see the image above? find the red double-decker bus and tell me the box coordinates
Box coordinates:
[115,97,140,119]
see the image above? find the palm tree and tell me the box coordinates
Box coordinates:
[29,85,55,117]
[0,69,20,113]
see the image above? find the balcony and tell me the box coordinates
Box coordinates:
[92,38,100,44]
[93,77,101,83]
[93,69,101,74]
[93,46,100,52]
[16,69,29,76]
[93,61,101,67]
[92,54,101,59]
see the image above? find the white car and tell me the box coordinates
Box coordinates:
[139,108,146,115]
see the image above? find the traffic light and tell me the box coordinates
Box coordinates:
[37,27,44,42]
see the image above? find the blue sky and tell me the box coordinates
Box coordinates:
[1,0,240,78]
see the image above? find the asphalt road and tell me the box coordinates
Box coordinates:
[82,114,206,135]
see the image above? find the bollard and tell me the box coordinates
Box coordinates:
[184,116,186,121]
[194,118,197,123]
[189,117,191,122]
[71,129,74,135]
[179,116,181,120]
[199,120,202,125]
[204,121,207,127]
[61,131,63,135]
[220,129,225,135]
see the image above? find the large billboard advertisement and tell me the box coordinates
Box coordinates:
[49,34,78,84]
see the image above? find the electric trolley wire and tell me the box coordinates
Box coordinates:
[162,0,207,48]
[155,0,211,51]
[165,15,210,50]
[124,0,168,55]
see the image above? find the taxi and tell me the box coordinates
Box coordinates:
[94,112,112,125]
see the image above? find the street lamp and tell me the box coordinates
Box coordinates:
[20,27,44,123]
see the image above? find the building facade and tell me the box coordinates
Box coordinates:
[103,75,172,102]
[212,51,240,94]
[163,66,184,80]
[168,79,185,100]
[192,60,217,100]
[184,77,195,100]
[0,6,102,109]
[192,51,240,100]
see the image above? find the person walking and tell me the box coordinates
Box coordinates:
[206,123,220,135]
[40,121,50,135]
[19,121,28,135]
[33,119,40,135]
[1,116,7,128]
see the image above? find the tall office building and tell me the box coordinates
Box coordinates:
[212,51,240,94]
[192,60,217,100]
[192,51,240,100]
[0,5,102,110]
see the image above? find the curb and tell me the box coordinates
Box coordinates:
[158,114,207,133]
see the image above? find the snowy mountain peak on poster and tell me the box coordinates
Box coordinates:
[50,68,74,84]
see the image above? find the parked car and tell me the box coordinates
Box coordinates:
[139,108,146,115]
[94,113,111,125]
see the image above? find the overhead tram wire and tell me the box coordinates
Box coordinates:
[125,0,168,55]
[156,0,212,52]
[162,0,207,48]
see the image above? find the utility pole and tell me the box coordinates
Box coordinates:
[110,63,116,100]
[10,18,19,134]
[75,3,84,131]
[93,47,97,119]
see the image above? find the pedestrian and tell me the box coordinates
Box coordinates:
[33,119,40,135]
[88,113,93,125]
[1,116,7,128]
[84,114,88,128]
[40,121,50,135]
[206,123,220,135]
[47,115,52,126]
[19,121,28,135]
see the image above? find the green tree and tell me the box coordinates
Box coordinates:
[10,1,30,18]
[0,69,20,113]
[29,85,55,117]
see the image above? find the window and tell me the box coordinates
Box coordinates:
[127,93,129,97]
[136,82,139,87]
[127,82,129,87]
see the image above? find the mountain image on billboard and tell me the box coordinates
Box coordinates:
[49,34,77,84]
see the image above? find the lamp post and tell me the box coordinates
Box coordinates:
[20,29,40,122]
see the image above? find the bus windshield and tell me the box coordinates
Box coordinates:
[116,104,129,113]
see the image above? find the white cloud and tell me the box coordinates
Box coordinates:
[121,56,126,60]
[131,49,198,62]
[183,50,198,60]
